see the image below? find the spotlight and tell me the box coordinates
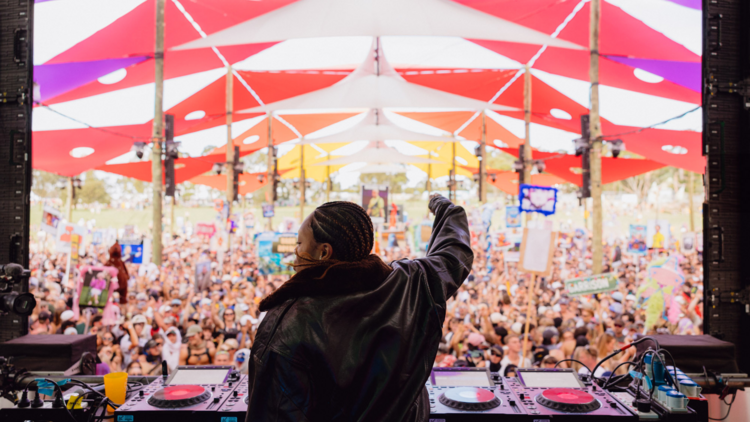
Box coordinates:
[535,160,546,173]
[234,162,245,174]
[610,139,624,158]
[513,160,524,172]
[72,177,83,189]
[132,142,146,159]
[257,174,265,183]
[574,137,588,156]
[490,174,497,183]
[473,174,480,183]
[213,163,223,175]
[474,145,482,158]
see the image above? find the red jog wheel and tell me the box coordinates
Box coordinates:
[536,388,601,413]
[148,385,211,408]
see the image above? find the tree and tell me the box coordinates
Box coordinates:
[32,170,65,200]
[358,173,409,193]
[76,171,111,205]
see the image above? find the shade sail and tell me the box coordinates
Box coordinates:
[175,0,582,51]
[167,70,351,126]
[189,172,269,195]
[96,151,258,184]
[34,56,149,103]
[238,40,519,113]
[469,41,700,104]
[46,0,295,63]
[302,109,456,144]
[601,122,703,174]
[498,148,666,186]
[352,164,412,174]
[398,111,525,147]
[455,0,699,62]
[33,123,153,177]
[314,141,441,166]
[44,44,276,105]
[400,68,590,134]
[486,171,566,195]
[278,144,349,181]
[666,0,700,9]
[210,113,360,155]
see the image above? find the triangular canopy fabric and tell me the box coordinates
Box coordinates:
[302,109,456,145]
[486,171,566,196]
[238,40,519,113]
[400,68,590,134]
[352,164,412,174]
[470,41,700,104]
[167,70,351,129]
[278,144,349,181]
[189,172,269,195]
[175,0,582,51]
[96,151,257,184]
[33,123,153,177]
[314,141,441,166]
[456,0,698,62]
[398,111,525,147]
[498,148,666,186]
[211,113,360,155]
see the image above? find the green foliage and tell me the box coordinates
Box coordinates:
[32,170,65,199]
[358,173,409,193]
[76,171,111,205]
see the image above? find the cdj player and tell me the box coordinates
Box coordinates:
[428,367,637,421]
[114,365,247,422]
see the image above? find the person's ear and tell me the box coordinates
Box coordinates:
[319,243,334,260]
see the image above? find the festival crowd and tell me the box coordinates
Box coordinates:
[24,202,704,380]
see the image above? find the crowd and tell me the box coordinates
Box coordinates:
[25,202,703,380]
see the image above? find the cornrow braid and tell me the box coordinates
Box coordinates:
[309,201,374,262]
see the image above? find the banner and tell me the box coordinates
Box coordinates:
[519,228,557,276]
[519,184,558,216]
[41,206,62,235]
[120,241,144,264]
[196,223,217,237]
[262,204,275,218]
[56,222,86,254]
[506,206,521,228]
[565,273,618,296]
[627,225,648,255]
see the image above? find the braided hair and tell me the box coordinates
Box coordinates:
[308,201,374,262]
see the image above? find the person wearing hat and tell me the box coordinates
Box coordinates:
[179,324,215,366]
[234,348,250,374]
[214,350,232,365]
[120,314,152,366]
[486,345,503,373]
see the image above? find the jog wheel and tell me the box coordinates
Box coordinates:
[439,387,501,411]
[147,385,211,408]
[536,388,600,413]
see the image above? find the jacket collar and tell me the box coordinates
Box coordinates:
[259,255,393,311]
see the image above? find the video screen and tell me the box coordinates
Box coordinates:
[169,369,229,385]
[519,370,582,388]
[432,370,491,387]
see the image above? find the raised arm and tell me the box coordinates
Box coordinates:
[416,195,474,304]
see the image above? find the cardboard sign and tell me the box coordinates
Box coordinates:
[70,234,80,267]
[362,185,388,219]
[272,234,298,254]
[262,204,275,218]
[56,222,86,254]
[41,206,62,235]
[681,232,696,254]
[647,220,670,249]
[565,273,618,296]
[518,228,556,276]
[506,206,521,228]
[628,225,648,255]
[196,223,217,237]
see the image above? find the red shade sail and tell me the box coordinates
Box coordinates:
[485,171,567,195]
[190,171,291,195]
[95,151,259,184]
[33,123,153,177]
[397,110,525,147]
[454,0,699,62]
[498,148,665,186]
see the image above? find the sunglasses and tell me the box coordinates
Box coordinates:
[155,342,164,346]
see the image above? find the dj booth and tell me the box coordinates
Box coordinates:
[0,363,709,422]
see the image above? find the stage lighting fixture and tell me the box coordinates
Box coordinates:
[257,174,265,183]
[132,142,146,159]
[490,174,497,183]
[535,160,546,173]
[513,160,524,172]
[610,139,624,158]
[213,163,224,174]
[574,137,588,156]
[234,162,245,173]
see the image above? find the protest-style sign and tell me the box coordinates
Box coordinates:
[627,225,648,255]
[41,206,62,235]
[565,273,618,296]
[262,203,275,218]
[56,222,86,254]
[519,184,558,216]
[506,205,521,228]
[647,219,670,249]
[681,232,696,254]
[519,228,557,276]
[196,223,217,238]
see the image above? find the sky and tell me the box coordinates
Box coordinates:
[33,0,702,189]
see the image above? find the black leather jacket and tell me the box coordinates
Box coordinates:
[245,196,473,421]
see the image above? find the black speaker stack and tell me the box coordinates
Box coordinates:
[0,0,33,342]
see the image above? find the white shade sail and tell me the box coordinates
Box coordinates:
[237,39,519,113]
[174,0,582,51]
[314,141,441,165]
[350,163,411,174]
[301,109,456,144]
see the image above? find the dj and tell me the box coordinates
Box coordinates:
[245,195,472,421]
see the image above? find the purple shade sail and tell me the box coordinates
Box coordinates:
[605,56,701,93]
[665,0,701,10]
[34,56,149,102]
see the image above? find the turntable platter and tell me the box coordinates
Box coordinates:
[147,385,211,409]
[536,388,601,413]
[439,387,501,411]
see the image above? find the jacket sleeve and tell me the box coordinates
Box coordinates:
[415,195,474,306]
